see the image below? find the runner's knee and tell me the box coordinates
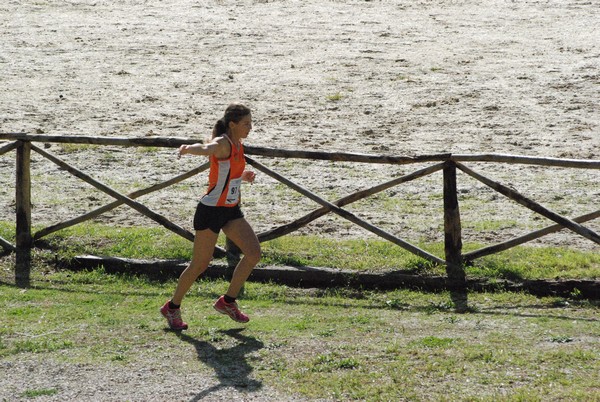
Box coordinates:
[243,244,261,265]
[184,260,209,277]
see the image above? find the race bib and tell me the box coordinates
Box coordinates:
[226,177,242,204]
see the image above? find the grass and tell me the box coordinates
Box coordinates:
[21,388,59,398]
[1,221,598,399]
[468,246,600,280]
[326,92,344,102]
[1,264,598,401]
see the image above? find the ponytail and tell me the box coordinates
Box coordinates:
[212,119,228,138]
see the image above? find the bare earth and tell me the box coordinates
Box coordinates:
[0,0,599,401]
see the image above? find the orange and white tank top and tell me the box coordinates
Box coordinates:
[201,135,245,207]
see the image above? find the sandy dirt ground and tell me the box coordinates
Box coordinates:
[0,0,599,400]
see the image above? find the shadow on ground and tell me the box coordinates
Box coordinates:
[175,328,264,401]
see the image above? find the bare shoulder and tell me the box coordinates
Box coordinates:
[212,136,232,159]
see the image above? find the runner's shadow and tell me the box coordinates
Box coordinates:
[175,328,264,401]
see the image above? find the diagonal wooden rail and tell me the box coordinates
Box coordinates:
[464,209,600,261]
[0,140,19,156]
[19,144,228,259]
[0,236,15,252]
[33,162,210,241]
[248,155,449,266]
[31,144,197,242]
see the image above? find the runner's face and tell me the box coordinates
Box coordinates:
[230,114,252,139]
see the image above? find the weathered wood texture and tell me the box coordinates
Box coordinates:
[30,145,228,258]
[1,133,599,168]
[452,153,600,169]
[31,144,195,241]
[443,161,468,311]
[2,133,599,301]
[443,162,463,269]
[15,141,32,286]
[0,140,19,156]
[245,146,452,165]
[0,236,15,252]
[1,133,197,147]
[70,255,600,299]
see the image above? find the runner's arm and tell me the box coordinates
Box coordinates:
[178,137,229,159]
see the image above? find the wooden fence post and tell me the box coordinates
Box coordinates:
[15,141,32,287]
[443,160,468,312]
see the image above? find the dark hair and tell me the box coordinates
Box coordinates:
[212,103,251,138]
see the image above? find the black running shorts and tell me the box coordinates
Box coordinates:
[193,202,244,233]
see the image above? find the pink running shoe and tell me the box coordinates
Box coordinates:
[213,296,249,323]
[160,300,188,330]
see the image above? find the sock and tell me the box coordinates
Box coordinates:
[223,295,236,304]
[168,300,180,309]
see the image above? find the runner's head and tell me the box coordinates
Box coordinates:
[212,104,252,139]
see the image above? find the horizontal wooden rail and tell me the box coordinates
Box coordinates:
[2,133,599,168]
[1,133,197,148]
[245,146,452,165]
[452,153,600,169]
[248,148,600,169]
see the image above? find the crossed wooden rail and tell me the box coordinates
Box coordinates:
[1,133,599,310]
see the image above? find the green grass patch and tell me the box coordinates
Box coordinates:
[0,221,15,242]
[40,224,193,260]
[21,388,59,398]
[261,235,444,274]
[326,92,344,102]
[414,335,456,348]
[469,246,600,280]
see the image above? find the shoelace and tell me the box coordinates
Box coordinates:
[167,308,183,322]
[228,304,246,319]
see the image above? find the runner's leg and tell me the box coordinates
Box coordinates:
[221,218,261,298]
[171,229,219,305]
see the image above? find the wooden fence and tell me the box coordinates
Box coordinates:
[1,133,599,311]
